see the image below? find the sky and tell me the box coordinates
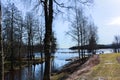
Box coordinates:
[2,0,120,48]
[91,0,120,44]
[54,0,120,48]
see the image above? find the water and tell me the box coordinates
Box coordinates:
[5,49,112,80]
[96,49,113,54]
[5,49,78,80]
[5,64,45,80]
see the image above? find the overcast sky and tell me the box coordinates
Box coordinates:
[56,0,120,47]
[2,0,120,48]
[55,0,120,48]
[91,0,120,44]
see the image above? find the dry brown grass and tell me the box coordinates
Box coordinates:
[77,53,120,80]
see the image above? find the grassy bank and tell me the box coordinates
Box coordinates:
[78,53,120,80]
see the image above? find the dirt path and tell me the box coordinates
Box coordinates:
[65,55,100,80]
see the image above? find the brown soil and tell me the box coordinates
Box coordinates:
[56,55,100,80]
[66,55,100,80]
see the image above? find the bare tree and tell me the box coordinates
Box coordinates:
[67,9,98,61]
[112,35,120,53]
[0,1,4,80]
[37,21,44,60]
[21,0,93,79]
[3,2,24,70]
[17,14,23,67]
[2,5,11,59]
[24,12,38,60]
[87,23,98,55]
[67,8,87,62]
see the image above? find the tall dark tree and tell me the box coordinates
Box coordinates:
[0,0,4,80]
[43,0,53,80]
[21,0,93,79]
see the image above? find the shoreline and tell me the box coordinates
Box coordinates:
[51,55,100,80]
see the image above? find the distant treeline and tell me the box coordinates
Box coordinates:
[69,44,120,50]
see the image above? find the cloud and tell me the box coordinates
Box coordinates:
[107,17,120,26]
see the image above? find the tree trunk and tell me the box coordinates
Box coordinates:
[78,40,81,59]
[19,24,22,68]
[10,7,14,70]
[43,0,53,80]
[0,1,4,80]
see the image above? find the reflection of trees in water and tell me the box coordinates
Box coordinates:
[5,63,45,80]
[5,53,62,80]
[18,69,22,80]
[26,64,44,80]
[51,58,59,73]
[10,70,14,80]
[41,63,44,80]
[5,69,22,80]
[32,65,35,80]
[27,65,34,80]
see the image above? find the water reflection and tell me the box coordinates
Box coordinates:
[23,64,44,80]
[5,69,21,80]
[4,49,80,80]
[5,49,113,80]
[5,64,45,80]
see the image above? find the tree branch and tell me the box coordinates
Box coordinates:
[53,0,73,9]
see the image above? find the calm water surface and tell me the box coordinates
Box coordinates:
[5,49,113,80]
[5,49,78,80]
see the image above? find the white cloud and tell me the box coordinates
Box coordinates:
[108,17,120,26]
